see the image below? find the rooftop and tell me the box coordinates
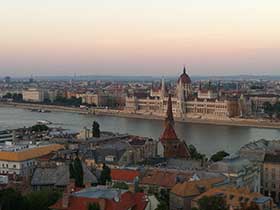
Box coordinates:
[0,143,64,161]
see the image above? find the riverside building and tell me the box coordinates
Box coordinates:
[125,67,239,120]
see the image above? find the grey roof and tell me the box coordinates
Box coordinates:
[209,155,253,174]
[31,163,97,186]
[83,141,130,164]
[73,186,127,199]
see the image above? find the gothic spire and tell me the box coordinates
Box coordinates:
[165,94,174,126]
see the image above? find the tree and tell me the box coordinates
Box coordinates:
[274,102,280,119]
[155,189,169,210]
[263,102,274,118]
[240,202,260,210]
[210,151,229,162]
[99,163,111,185]
[88,203,100,210]
[92,121,100,138]
[25,189,61,210]
[112,182,129,190]
[0,188,28,210]
[196,195,229,210]
[188,144,205,160]
[30,124,49,132]
[69,157,84,187]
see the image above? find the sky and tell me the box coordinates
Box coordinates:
[0,0,280,77]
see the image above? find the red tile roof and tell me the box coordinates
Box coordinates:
[111,169,140,183]
[50,191,147,210]
[160,123,178,140]
[140,169,193,189]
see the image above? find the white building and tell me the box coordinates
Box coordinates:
[0,142,63,176]
[22,88,44,102]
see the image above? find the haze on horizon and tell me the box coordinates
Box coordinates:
[0,0,280,77]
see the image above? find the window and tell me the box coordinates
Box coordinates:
[13,165,16,169]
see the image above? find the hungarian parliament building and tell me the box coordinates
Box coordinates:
[125,67,240,120]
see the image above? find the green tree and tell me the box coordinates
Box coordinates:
[210,151,229,162]
[0,188,28,210]
[88,203,100,210]
[25,189,61,210]
[188,144,205,160]
[99,163,111,185]
[274,102,280,119]
[155,189,169,210]
[30,124,49,132]
[69,157,84,187]
[92,121,100,138]
[263,101,274,118]
[196,195,229,210]
[112,182,129,190]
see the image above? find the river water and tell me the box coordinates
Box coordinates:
[0,107,279,156]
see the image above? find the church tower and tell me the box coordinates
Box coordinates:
[177,66,192,114]
[160,94,190,159]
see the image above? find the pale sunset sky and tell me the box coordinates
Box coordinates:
[0,0,280,77]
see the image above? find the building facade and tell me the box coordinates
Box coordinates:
[262,152,280,203]
[22,88,44,102]
[125,67,239,119]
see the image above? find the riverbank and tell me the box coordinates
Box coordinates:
[0,102,279,129]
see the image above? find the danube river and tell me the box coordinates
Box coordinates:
[0,107,280,156]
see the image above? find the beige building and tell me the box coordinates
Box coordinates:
[22,88,44,102]
[262,152,280,203]
[192,187,274,210]
[125,67,239,119]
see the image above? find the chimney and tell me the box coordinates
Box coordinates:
[68,178,75,192]
[85,182,91,188]
[62,191,69,208]
[98,199,106,210]
[62,178,76,208]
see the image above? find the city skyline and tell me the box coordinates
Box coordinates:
[1,0,280,77]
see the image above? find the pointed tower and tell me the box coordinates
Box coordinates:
[160,94,190,159]
[165,94,174,126]
[160,77,166,99]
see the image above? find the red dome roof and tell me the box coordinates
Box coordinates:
[178,67,191,84]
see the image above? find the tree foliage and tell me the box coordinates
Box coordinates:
[155,189,169,210]
[88,203,100,210]
[0,188,27,210]
[188,144,205,160]
[112,182,129,190]
[69,157,84,187]
[30,124,49,132]
[54,96,82,107]
[196,196,229,210]
[240,202,260,210]
[2,92,23,102]
[25,189,61,210]
[210,151,229,162]
[263,102,274,118]
[99,163,111,185]
[0,188,61,210]
[92,121,100,138]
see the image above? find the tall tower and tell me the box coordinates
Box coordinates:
[160,77,167,100]
[177,66,192,114]
[160,94,190,159]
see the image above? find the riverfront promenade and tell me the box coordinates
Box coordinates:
[0,102,279,129]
